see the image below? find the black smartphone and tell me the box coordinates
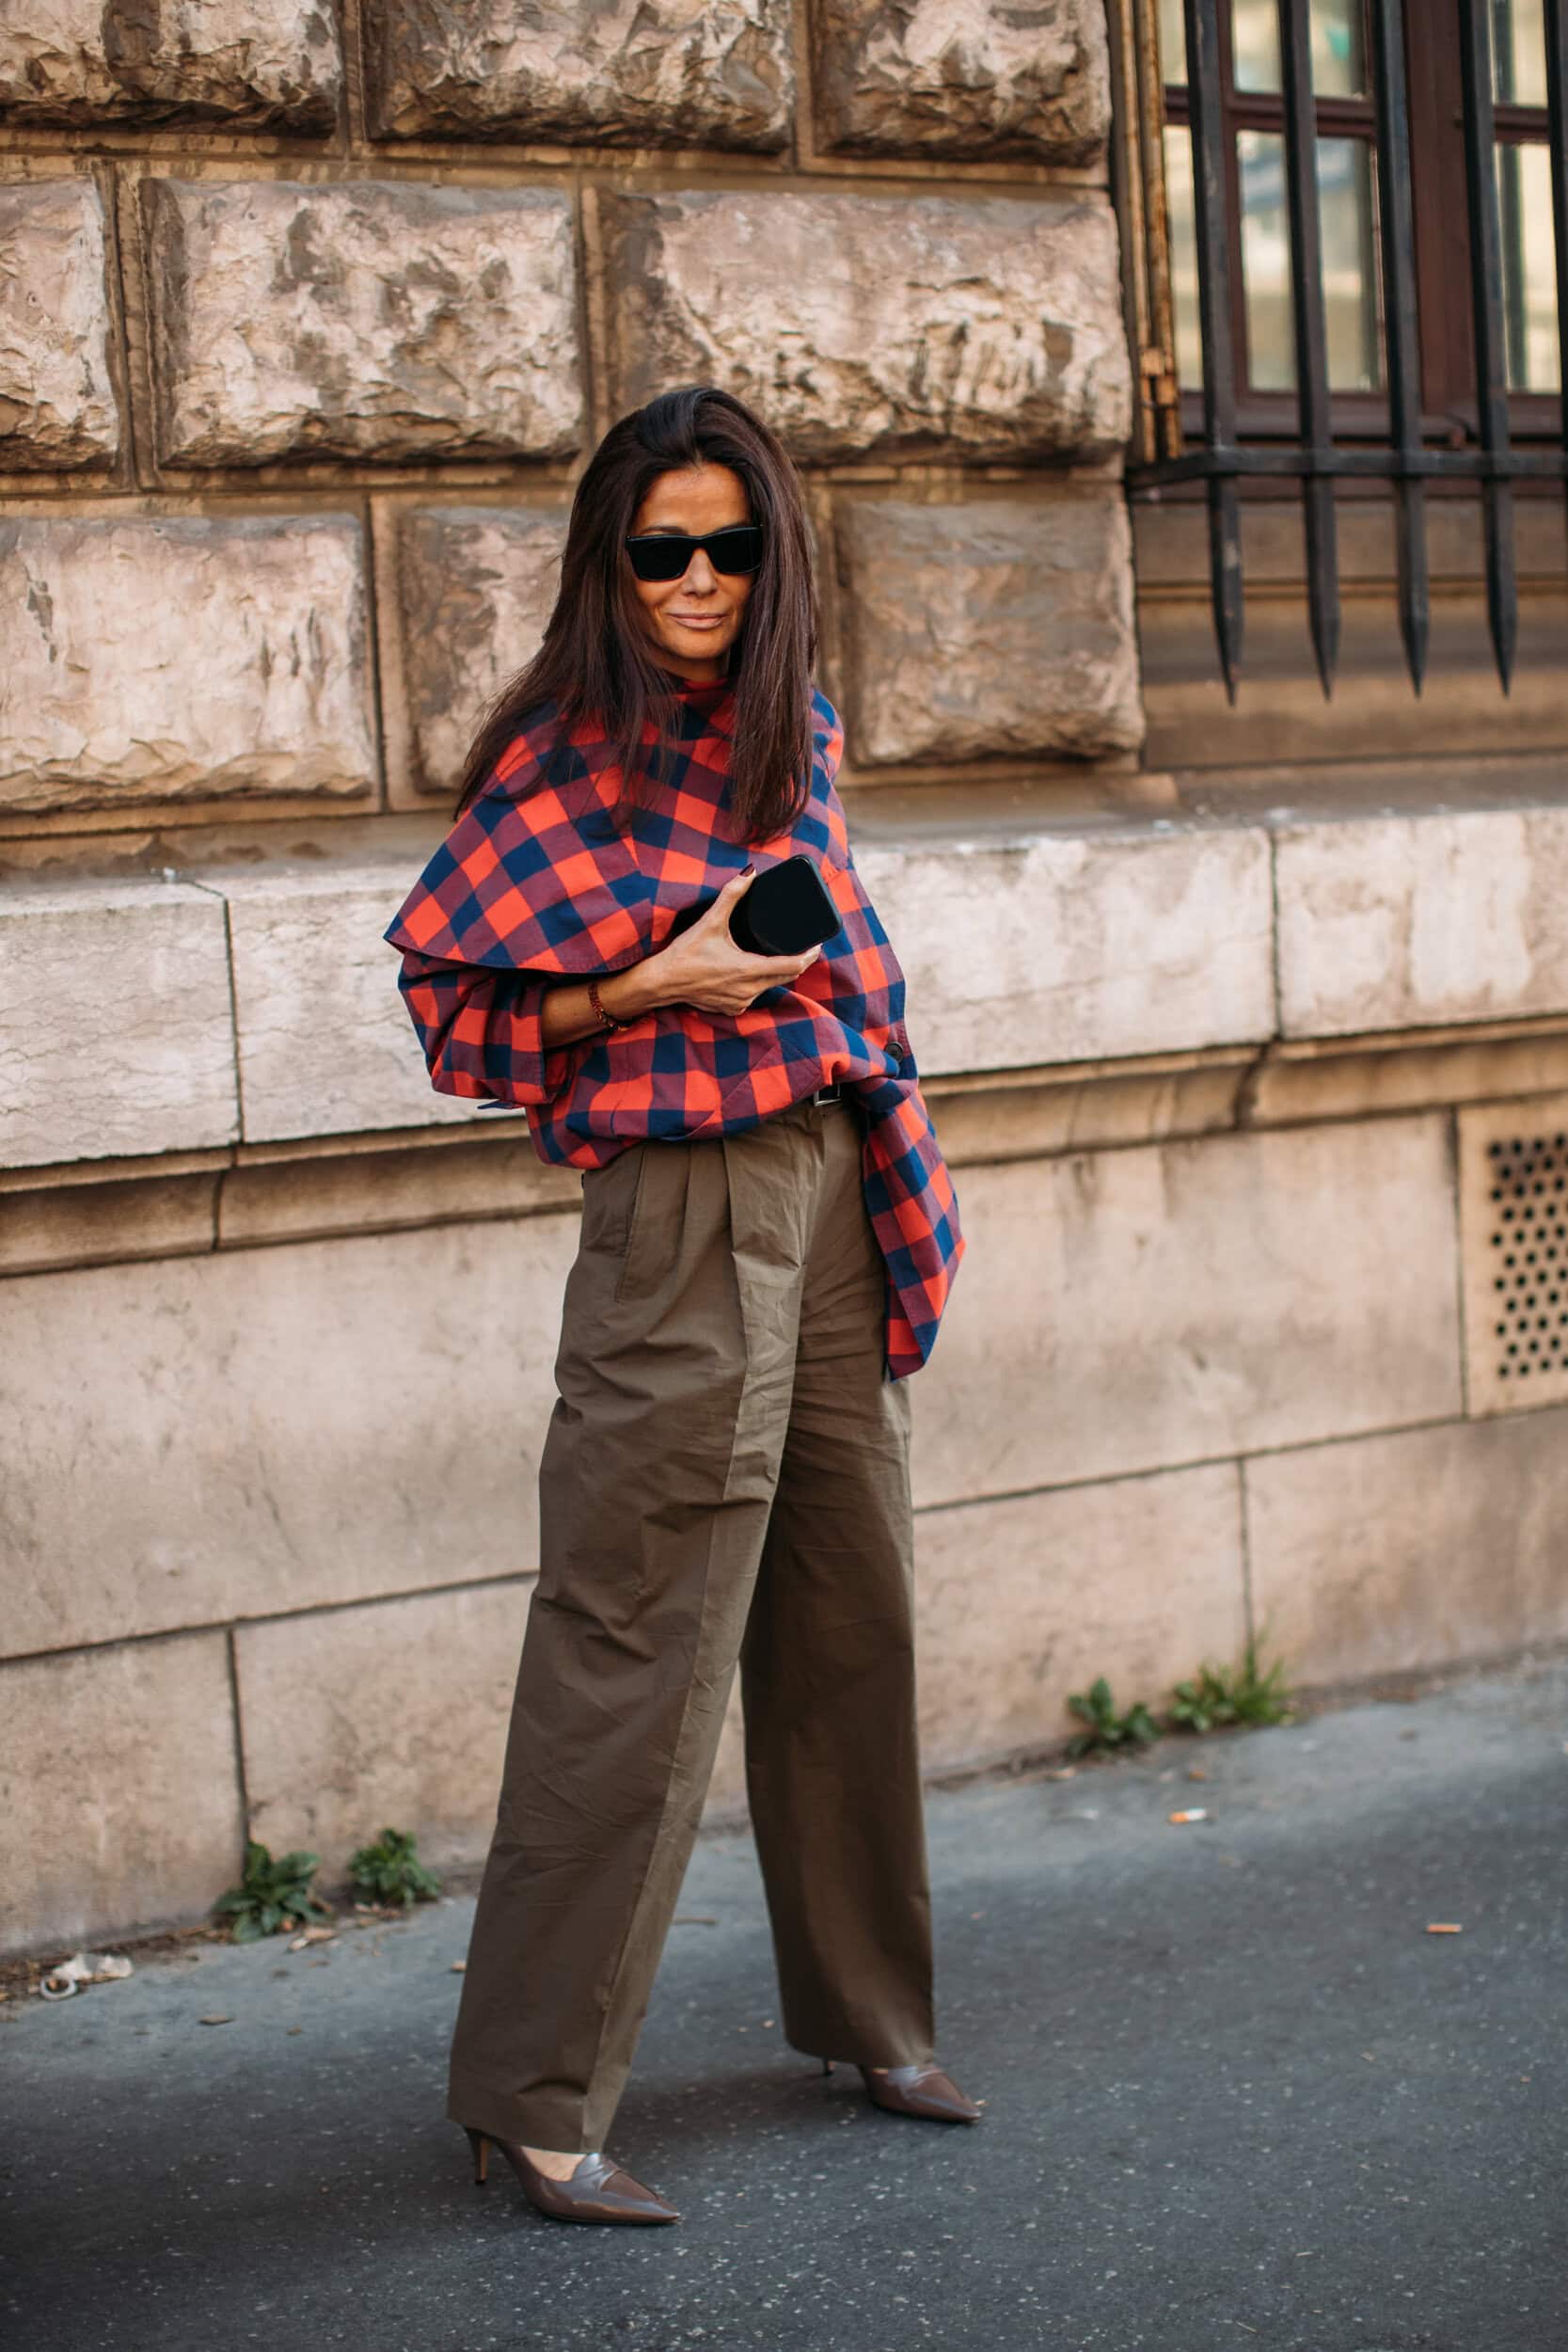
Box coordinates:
[666,854,841,957]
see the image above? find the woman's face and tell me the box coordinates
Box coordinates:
[626,462,754,683]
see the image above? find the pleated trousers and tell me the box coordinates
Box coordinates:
[446,1090,936,2153]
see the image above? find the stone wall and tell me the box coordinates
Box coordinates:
[8,785,1568,1957]
[0,0,1136,846]
[4,1,1568,1962]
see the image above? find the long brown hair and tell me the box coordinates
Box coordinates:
[453,385,818,842]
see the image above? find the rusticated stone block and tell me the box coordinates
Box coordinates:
[909,1112,1464,1510]
[1246,1408,1568,1685]
[217,865,503,1140]
[857,820,1274,1073]
[603,189,1132,464]
[0,1216,574,1657]
[0,879,238,1168]
[813,0,1109,164]
[1275,803,1568,1039]
[366,0,790,150]
[0,1633,243,1957]
[394,506,566,798]
[838,494,1142,762]
[0,179,119,469]
[0,514,375,813]
[144,179,581,469]
[237,1583,535,1880]
[912,1463,1246,1766]
[0,0,340,130]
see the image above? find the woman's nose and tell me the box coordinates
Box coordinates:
[680,551,720,594]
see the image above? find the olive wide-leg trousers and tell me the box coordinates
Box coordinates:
[446,1092,937,2153]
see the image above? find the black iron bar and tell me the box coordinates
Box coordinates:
[1181,0,1243,697]
[1456,0,1520,691]
[1276,0,1340,693]
[1542,0,1568,561]
[1370,0,1431,691]
[1130,445,1568,482]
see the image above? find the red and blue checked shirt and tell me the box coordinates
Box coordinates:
[384,674,963,1379]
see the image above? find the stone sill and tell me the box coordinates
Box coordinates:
[8,1011,1568,1281]
[4,771,1568,1202]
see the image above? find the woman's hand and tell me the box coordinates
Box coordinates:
[537,869,823,1046]
[644,867,822,1018]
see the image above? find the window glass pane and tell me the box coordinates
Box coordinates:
[1239,129,1384,392]
[1319,135,1384,389]
[1158,0,1188,83]
[1239,128,1294,388]
[1232,0,1367,96]
[1498,141,1560,389]
[1313,0,1367,96]
[1489,0,1546,105]
[1232,0,1280,91]
[1164,123,1204,387]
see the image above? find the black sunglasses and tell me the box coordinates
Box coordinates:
[623,523,765,583]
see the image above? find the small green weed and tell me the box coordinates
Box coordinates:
[212,1839,331,1943]
[1065,1675,1160,1757]
[347,1826,442,1910]
[1168,1634,1293,1733]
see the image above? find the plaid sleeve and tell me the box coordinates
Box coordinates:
[396,948,575,1106]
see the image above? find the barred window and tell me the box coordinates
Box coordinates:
[1113,0,1568,706]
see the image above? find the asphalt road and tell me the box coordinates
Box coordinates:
[3,1657,1565,2352]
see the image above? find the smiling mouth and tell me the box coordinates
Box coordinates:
[668,613,725,628]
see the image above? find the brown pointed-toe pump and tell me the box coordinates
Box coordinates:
[821,2056,983,2123]
[462,2126,680,2224]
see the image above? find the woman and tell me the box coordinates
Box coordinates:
[385,385,975,2229]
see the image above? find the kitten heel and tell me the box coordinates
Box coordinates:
[812,2051,981,2122]
[453,2121,679,2224]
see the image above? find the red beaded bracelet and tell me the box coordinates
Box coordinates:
[587,975,636,1031]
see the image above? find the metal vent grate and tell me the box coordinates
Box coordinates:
[1486,1132,1568,1388]
[1460,1095,1568,1416]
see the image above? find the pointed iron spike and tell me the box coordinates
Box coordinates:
[1394,479,1431,697]
[1402,597,1430,698]
[1304,478,1341,700]
[1481,480,1519,695]
[1210,475,1243,703]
